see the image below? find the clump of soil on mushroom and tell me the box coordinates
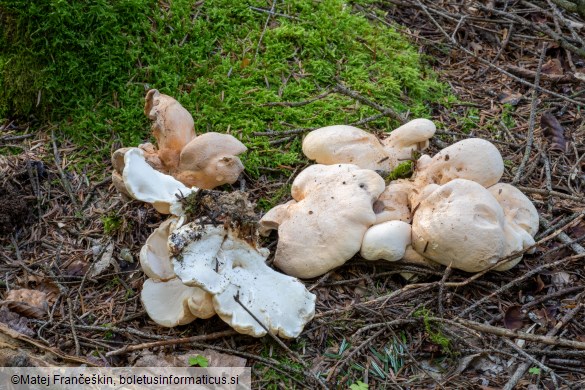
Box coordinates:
[180,190,259,244]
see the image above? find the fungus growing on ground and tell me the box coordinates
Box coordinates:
[170,221,316,338]
[139,218,215,328]
[116,176,317,337]
[302,119,435,174]
[259,164,385,278]
[376,137,505,224]
[410,179,538,272]
[113,90,247,191]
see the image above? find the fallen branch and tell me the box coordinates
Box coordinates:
[105,330,238,357]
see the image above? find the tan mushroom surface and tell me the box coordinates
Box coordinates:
[411,179,536,273]
[144,89,196,171]
[175,132,247,189]
[302,119,435,173]
[259,164,385,278]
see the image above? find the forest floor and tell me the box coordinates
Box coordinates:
[1,0,585,389]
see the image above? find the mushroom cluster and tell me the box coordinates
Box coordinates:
[112,91,316,338]
[262,121,539,277]
[112,89,247,193]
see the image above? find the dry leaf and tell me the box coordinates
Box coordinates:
[551,271,571,287]
[4,289,49,319]
[497,91,523,106]
[541,58,563,75]
[0,307,35,337]
[89,242,115,278]
[503,305,524,330]
[541,112,567,152]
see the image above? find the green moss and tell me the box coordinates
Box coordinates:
[385,160,414,182]
[1,0,449,186]
[413,308,451,354]
[101,213,122,235]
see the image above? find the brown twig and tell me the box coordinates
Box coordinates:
[513,44,546,185]
[105,330,238,357]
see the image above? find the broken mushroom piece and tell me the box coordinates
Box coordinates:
[121,148,196,215]
[259,164,385,278]
[144,89,196,171]
[411,179,535,273]
[175,132,247,189]
[170,222,316,338]
[141,278,214,328]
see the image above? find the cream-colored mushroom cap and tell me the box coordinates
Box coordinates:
[489,183,539,236]
[412,179,508,272]
[140,218,178,281]
[144,89,196,170]
[374,179,414,224]
[141,278,214,327]
[382,118,436,160]
[360,220,412,262]
[122,148,196,215]
[260,164,385,278]
[489,183,539,271]
[416,138,504,187]
[302,125,396,172]
[176,132,247,189]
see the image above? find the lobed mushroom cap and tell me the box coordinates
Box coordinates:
[412,179,508,272]
[489,183,539,271]
[302,125,396,172]
[416,138,504,188]
[382,118,436,160]
[262,164,385,278]
[177,132,247,189]
[170,223,316,338]
[489,183,539,237]
[144,89,196,170]
[374,179,414,224]
[360,220,412,262]
[141,278,214,327]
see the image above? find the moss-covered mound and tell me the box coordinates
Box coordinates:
[0,0,448,176]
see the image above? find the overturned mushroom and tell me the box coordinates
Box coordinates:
[259,164,385,278]
[119,148,195,215]
[140,218,215,327]
[302,119,435,174]
[142,278,215,327]
[170,222,316,338]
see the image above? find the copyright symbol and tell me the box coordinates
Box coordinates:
[11,375,19,384]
